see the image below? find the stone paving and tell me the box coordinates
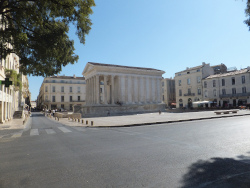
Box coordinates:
[47,109,250,127]
[1,110,250,137]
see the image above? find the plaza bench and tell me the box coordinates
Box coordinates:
[214,110,239,115]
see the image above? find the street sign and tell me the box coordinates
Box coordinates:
[0,78,13,87]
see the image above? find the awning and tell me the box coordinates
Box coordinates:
[192,101,214,104]
[171,103,176,105]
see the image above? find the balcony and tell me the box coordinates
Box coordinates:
[184,93,195,96]
[219,92,250,98]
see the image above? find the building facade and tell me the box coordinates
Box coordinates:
[161,78,176,106]
[203,67,250,108]
[175,63,214,108]
[37,75,86,111]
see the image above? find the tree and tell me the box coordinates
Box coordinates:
[245,0,250,29]
[0,0,95,76]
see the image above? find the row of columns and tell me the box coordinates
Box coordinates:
[86,74,162,105]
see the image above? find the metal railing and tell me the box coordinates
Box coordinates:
[219,92,250,98]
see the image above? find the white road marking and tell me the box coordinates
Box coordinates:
[11,131,23,138]
[45,129,56,134]
[30,129,39,136]
[58,127,71,133]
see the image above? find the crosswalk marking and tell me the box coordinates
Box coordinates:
[11,131,23,138]
[57,127,71,133]
[30,129,39,136]
[45,129,56,134]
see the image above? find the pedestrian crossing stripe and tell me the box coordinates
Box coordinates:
[45,129,56,134]
[11,131,23,138]
[57,127,72,133]
[30,129,39,136]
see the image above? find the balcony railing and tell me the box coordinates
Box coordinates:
[219,92,250,98]
[184,93,195,96]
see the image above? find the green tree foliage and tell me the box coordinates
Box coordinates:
[5,69,22,91]
[0,0,95,76]
[245,0,250,29]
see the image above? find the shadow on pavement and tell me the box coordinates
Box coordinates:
[180,154,250,188]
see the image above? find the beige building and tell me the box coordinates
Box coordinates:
[37,75,86,111]
[76,62,165,117]
[175,63,214,108]
[161,78,175,107]
[203,67,250,108]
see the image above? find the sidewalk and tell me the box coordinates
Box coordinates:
[0,116,29,137]
[47,109,250,128]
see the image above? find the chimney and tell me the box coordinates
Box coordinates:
[202,62,206,66]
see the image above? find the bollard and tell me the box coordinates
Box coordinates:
[82,119,84,124]
[86,120,88,125]
[91,121,94,126]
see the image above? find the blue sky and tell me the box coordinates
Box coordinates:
[29,0,250,101]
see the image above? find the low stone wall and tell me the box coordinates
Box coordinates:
[54,112,81,119]
[74,103,165,117]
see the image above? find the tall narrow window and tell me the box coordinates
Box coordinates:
[232,88,236,94]
[179,89,182,96]
[213,80,216,87]
[204,81,207,88]
[222,79,225,86]
[188,88,191,95]
[52,96,56,102]
[61,86,64,92]
[232,77,235,85]
[78,96,80,101]
[61,96,64,102]
[213,89,217,97]
[242,87,246,93]
[178,80,181,86]
[242,76,245,84]
[70,96,73,102]
[45,86,48,92]
[197,88,201,95]
[222,89,226,95]
[70,87,72,93]
[187,78,191,85]
[77,87,80,93]
[52,86,55,92]
[204,90,208,97]
[197,76,201,83]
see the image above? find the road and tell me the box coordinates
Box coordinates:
[0,112,250,188]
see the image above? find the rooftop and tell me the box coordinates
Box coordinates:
[205,68,250,79]
[88,62,164,72]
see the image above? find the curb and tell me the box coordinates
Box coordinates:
[88,113,250,128]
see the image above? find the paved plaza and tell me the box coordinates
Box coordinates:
[1,110,250,137]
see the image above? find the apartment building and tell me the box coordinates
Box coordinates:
[37,75,86,111]
[203,67,250,108]
[175,62,214,108]
[162,78,175,106]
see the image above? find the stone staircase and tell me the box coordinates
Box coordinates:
[13,111,23,119]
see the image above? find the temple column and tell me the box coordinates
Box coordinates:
[96,75,100,105]
[111,75,115,104]
[143,77,147,103]
[157,78,161,103]
[103,75,107,104]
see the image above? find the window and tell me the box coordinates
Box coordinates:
[45,95,48,100]
[179,89,182,96]
[187,72,190,74]
[100,88,102,93]
[45,86,48,92]
[52,96,56,102]
[61,86,64,92]
[197,69,200,72]
[242,76,245,84]
[232,88,236,94]
[52,80,55,83]
[213,89,217,97]
[187,78,191,85]
[188,88,191,95]
[222,89,226,95]
[78,96,80,101]
[204,81,207,88]
[61,96,64,102]
[197,76,201,83]
[77,87,80,93]
[197,88,201,95]
[242,87,246,93]
[232,77,235,85]
[178,73,181,76]
[204,90,208,97]
[61,104,64,109]
[70,104,73,110]
[70,96,73,102]
[213,80,216,87]
[222,79,225,86]
[178,80,181,86]
[52,86,55,92]
[162,82,164,86]
[61,80,64,83]
[70,86,72,93]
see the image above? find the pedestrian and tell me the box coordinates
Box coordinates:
[52,109,55,116]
